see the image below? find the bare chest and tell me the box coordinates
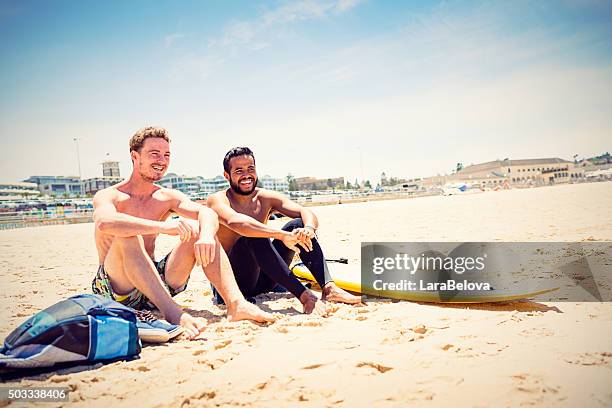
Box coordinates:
[230,198,271,224]
[115,195,172,221]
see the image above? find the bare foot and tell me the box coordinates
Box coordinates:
[322,283,362,304]
[227,300,276,323]
[299,290,329,316]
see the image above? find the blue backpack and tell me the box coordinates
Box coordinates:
[0,294,141,371]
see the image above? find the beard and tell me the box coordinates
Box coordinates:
[138,163,164,182]
[230,176,257,196]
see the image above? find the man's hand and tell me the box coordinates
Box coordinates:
[165,309,206,340]
[179,312,206,340]
[292,228,315,251]
[281,232,312,253]
[194,233,216,267]
[160,218,199,242]
[299,289,329,316]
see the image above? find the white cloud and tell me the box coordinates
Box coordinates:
[211,0,364,48]
[163,32,186,48]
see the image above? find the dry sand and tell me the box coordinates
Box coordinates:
[1,182,611,407]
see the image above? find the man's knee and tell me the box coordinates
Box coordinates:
[244,237,276,253]
[114,235,144,247]
[176,232,199,249]
[282,218,304,232]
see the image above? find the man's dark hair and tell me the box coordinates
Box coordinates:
[223,147,255,173]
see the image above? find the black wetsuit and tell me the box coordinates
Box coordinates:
[221,218,332,299]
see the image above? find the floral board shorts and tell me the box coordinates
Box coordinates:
[91,252,188,310]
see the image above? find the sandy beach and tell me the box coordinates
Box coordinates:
[1,182,611,407]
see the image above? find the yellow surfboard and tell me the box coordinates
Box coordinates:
[291,263,559,303]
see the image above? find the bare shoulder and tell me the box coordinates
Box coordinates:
[93,186,121,206]
[156,186,186,200]
[207,190,230,206]
[258,188,289,202]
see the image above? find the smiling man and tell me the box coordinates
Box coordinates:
[207,147,361,315]
[92,128,274,339]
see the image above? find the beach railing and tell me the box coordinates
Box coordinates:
[0,208,94,230]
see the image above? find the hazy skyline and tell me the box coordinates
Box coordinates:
[1,0,611,184]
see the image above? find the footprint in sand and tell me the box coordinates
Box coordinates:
[385,389,435,402]
[254,375,291,391]
[197,352,235,370]
[301,363,326,370]
[520,327,554,337]
[381,330,417,345]
[181,390,216,406]
[337,305,372,320]
[511,373,562,403]
[214,339,232,350]
[356,361,393,374]
[282,319,323,328]
[441,341,509,357]
[564,352,612,367]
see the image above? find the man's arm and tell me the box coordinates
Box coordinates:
[266,191,318,231]
[170,190,219,237]
[94,189,175,237]
[265,190,319,251]
[207,192,290,240]
[169,190,219,266]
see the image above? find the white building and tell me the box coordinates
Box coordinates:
[23,176,83,197]
[200,175,230,194]
[0,182,41,201]
[82,176,123,195]
[159,173,201,195]
[260,175,289,192]
[102,161,120,177]
[159,174,229,196]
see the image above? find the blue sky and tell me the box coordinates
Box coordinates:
[1,0,611,184]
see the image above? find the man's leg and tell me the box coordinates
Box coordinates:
[241,237,308,299]
[273,218,361,304]
[272,218,331,287]
[103,235,204,338]
[164,234,275,323]
[227,237,276,298]
[243,237,329,314]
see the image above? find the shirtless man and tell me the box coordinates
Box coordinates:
[92,128,274,339]
[207,147,361,314]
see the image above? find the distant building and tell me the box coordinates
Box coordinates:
[585,152,611,165]
[456,158,584,186]
[0,182,41,201]
[260,175,288,192]
[200,176,229,194]
[102,161,120,177]
[23,176,83,197]
[294,176,344,190]
[159,173,201,195]
[159,174,229,196]
[415,157,587,189]
[81,160,124,195]
[82,176,123,195]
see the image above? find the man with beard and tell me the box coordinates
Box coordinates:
[207,147,361,315]
[92,128,275,340]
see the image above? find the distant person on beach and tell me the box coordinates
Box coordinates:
[207,147,362,315]
[92,127,275,339]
